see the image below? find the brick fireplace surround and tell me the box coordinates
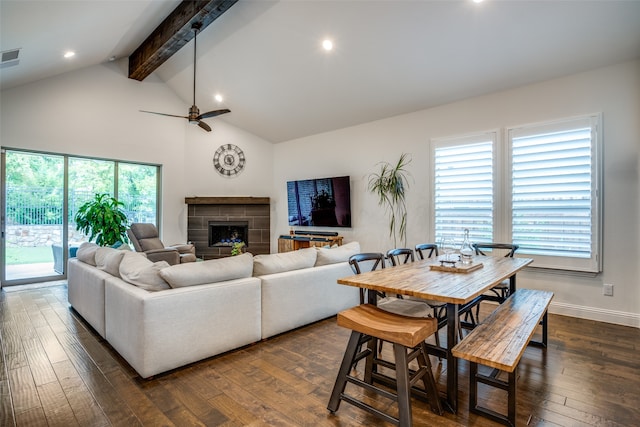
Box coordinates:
[185,197,270,259]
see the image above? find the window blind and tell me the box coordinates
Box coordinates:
[433,139,494,243]
[509,115,600,272]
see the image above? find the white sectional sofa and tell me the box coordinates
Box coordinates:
[67,242,360,378]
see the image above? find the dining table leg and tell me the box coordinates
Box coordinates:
[446,302,459,413]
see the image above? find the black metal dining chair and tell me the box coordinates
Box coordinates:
[413,243,466,346]
[472,242,519,321]
[386,247,415,266]
[348,252,434,354]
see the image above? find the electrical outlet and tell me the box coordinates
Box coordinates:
[603,283,614,296]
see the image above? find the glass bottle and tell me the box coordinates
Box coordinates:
[460,228,473,264]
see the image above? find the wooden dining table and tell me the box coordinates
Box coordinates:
[337,255,533,413]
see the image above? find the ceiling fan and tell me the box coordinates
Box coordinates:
[140,22,230,132]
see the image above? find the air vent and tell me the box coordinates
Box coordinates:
[1,48,20,68]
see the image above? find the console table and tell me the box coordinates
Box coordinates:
[278,233,343,253]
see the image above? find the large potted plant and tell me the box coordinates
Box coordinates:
[74,193,129,247]
[368,153,412,247]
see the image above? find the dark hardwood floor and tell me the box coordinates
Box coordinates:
[1,284,639,426]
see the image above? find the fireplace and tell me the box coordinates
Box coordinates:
[209,221,249,247]
[186,196,270,259]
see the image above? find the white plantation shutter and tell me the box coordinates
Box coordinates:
[429,115,601,273]
[432,134,495,244]
[508,115,601,272]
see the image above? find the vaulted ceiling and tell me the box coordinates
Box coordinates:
[2,0,640,143]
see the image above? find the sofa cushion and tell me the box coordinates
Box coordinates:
[253,247,317,276]
[160,252,254,288]
[119,252,171,292]
[315,241,361,266]
[95,247,126,277]
[76,242,99,266]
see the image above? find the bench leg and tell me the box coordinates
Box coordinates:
[528,310,549,348]
[469,362,517,427]
[542,310,548,347]
[469,362,478,413]
[508,369,517,427]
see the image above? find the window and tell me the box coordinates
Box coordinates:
[2,147,161,284]
[432,132,496,244]
[508,116,601,272]
[430,114,601,273]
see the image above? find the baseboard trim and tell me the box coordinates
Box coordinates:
[548,302,640,328]
[480,299,640,328]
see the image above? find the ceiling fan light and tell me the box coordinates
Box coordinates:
[189,119,199,124]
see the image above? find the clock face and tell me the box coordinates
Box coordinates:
[213,144,245,177]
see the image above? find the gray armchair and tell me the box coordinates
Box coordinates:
[127,223,196,265]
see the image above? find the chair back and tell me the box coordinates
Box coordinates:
[349,253,385,304]
[472,243,518,258]
[415,243,438,260]
[386,248,414,266]
[128,223,164,251]
[348,253,385,275]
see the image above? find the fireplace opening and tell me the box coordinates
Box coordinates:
[208,221,249,247]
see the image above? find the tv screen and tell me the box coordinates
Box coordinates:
[287,176,351,228]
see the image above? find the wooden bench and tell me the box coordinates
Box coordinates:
[452,288,553,427]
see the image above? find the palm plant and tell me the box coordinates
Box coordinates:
[367,153,412,247]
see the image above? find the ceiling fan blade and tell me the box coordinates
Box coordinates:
[140,110,188,119]
[197,109,231,120]
[197,121,212,132]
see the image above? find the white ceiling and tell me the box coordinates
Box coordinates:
[2,0,640,143]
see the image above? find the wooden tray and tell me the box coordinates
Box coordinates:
[429,262,484,273]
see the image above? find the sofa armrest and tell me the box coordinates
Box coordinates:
[104,276,262,378]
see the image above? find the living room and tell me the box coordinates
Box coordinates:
[1,1,639,425]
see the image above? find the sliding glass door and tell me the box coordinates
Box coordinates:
[2,150,65,282]
[1,149,160,287]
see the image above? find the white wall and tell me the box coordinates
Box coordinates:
[273,60,640,327]
[0,59,274,246]
[2,55,638,326]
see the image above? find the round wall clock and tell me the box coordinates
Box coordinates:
[213,144,245,177]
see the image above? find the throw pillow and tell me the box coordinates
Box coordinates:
[95,247,126,277]
[119,252,170,292]
[76,242,99,266]
[253,247,317,276]
[160,252,254,288]
[315,241,361,266]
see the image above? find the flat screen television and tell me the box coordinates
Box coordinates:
[287,175,351,228]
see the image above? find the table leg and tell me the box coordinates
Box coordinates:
[446,303,459,413]
[509,274,517,295]
[364,289,378,384]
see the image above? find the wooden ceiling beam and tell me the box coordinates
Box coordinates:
[128,0,238,81]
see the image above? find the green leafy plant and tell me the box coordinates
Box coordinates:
[367,153,412,247]
[231,241,245,256]
[74,193,128,246]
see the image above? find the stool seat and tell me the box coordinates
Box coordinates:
[338,304,438,348]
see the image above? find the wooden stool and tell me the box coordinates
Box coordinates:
[327,304,443,426]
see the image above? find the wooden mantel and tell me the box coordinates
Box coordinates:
[185,196,270,205]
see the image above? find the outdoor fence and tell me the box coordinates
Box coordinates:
[5,186,155,247]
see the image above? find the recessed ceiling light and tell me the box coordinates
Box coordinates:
[472,0,484,3]
[214,94,223,103]
[63,51,75,59]
[322,39,333,51]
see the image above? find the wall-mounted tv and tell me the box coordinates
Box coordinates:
[287,176,351,228]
